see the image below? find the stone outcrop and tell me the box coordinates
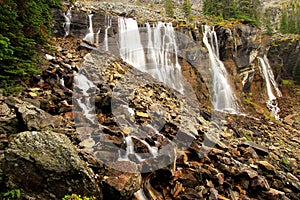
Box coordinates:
[2,130,102,199]
[267,34,300,83]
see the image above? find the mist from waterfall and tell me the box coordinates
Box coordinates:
[118,17,184,93]
[202,25,239,113]
[258,55,282,120]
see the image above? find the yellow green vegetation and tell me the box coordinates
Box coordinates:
[243,132,252,141]
[244,96,273,120]
[280,1,300,34]
[282,79,295,85]
[280,157,289,167]
[62,194,96,200]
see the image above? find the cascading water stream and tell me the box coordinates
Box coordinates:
[146,22,184,93]
[83,14,100,44]
[118,17,184,93]
[63,6,72,37]
[118,17,146,70]
[73,72,97,124]
[258,55,282,120]
[202,25,239,113]
[117,17,186,163]
[103,15,112,51]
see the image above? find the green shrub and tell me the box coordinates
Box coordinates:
[280,157,289,166]
[1,189,21,200]
[203,0,260,26]
[182,0,192,19]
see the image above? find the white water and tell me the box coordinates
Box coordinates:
[83,14,100,44]
[63,6,72,37]
[202,25,239,113]
[119,136,158,162]
[103,15,112,51]
[117,18,187,163]
[73,72,97,123]
[118,17,146,69]
[258,55,282,120]
[118,17,184,93]
[145,22,184,93]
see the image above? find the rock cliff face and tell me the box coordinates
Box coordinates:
[51,0,300,139]
[267,34,300,82]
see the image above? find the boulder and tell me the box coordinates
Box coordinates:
[5,97,71,133]
[1,130,102,199]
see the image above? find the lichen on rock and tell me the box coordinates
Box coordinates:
[2,130,102,199]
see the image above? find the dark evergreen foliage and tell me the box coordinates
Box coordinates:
[203,0,261,25]
[0,0,61,93]
[280,1,300,34]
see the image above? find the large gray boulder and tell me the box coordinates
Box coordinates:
[1,130,102,199]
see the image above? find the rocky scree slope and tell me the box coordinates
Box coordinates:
[0,34,299,199]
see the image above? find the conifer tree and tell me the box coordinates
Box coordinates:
[203,0,261,25]
[0,0,61,93]
[182,0,192,18]
[165,0,174,17]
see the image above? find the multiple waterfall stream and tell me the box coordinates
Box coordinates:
[67,11,283,130]
[83,14,100,44]
[104,15,112,51]
[258,55,282,120]
[118,17,184,93]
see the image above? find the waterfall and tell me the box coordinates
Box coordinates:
[202,25,239,113]
[118,17,146,70]
[258,55,282,120]
[63,6,72,37]
[145,22,184,93]
[118,17,184,93]
[119,136,158,162]
[73,72,97,124]
[103,15,112,51]
[83,14,100,44]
